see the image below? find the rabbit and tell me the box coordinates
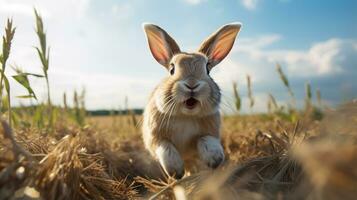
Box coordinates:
[142,22,242,179]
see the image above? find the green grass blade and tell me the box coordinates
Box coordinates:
[12,73,37,100]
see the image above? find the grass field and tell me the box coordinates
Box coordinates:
[1,11,357,200]
[2,105,357,199]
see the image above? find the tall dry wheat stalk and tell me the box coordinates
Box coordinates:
[316,88,322,108]
[246,75,254,112]
[34,9,53,129]
[63,92,68,111]
[0,19,15,127]
[232,81,241,113]
[267,93,278,113]
[276,63,295,109]
[73,89,86,126]
[305,82,312,110]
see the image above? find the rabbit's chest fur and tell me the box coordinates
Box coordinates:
[142,97,221,158]
[169,117,200,153]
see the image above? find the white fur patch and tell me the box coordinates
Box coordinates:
[155,141,184,177]
[170,118,200,153]
[197,136,225,168]
[155,89,167,113]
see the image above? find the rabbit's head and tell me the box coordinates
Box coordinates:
[143,23,241,116]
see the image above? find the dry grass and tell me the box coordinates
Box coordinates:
[1,101,356,200]
[1,10,356,200]
[0,124,138,200]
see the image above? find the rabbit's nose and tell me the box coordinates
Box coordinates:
[184,83,199,90]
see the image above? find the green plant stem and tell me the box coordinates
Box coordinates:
[0,70,5,111]
[45,76,53,127]
[0,57,7,112]
[7,91,11,127]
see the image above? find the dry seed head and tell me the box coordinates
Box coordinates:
[276,63,289,88]
[276,63,295,98]
[247,75,254,109]
[268,93,278,112]
[63,92,68,109]
[305,82,312,100]
[0,18,16,128]
[305,82,312,110]
[34,9,49,72]
[267,99,272,113]
[276,63,296,110]
[316,88,322,107]
[1,18,15,66]
[232,81,241,112]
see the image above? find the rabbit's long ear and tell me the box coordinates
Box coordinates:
[198,23,241,68]
[143,23,181,68]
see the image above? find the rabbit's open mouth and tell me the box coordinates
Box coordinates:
[184,97,198,109]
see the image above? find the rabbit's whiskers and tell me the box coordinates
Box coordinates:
[157,96,175,132]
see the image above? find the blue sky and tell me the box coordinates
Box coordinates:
[0,0,356,112]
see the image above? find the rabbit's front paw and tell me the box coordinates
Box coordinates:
[155,141,184,179]
[197,136,225,169]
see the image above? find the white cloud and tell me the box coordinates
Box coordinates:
[0,0,50,18]
[234,34,282,59]
[239,34,282,49]
[1,0,355,113]
[222,35,357,81]
[264,38,357,76]
[211,35,357,112]
[0,0,90,19]
[10,66,156,109]
[0,3,35,16]
[0,0,150,109]
[241,0,259,10]
[183,0,207,5]
[211,34,285,88]
[240,0,292,11]
[111,3,134,20]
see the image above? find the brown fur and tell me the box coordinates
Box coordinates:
[142,22,241,177]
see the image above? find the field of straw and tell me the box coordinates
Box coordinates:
[2,102,357,200]
[1,11,357,200]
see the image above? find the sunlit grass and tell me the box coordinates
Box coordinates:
[0,11,355,200]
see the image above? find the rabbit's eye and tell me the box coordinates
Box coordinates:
[169,64,175,75]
